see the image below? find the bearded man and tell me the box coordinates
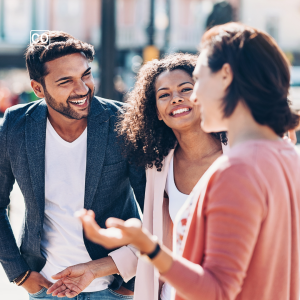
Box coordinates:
[0,31,145,300]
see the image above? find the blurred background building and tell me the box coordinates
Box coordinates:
[0,0,299,110]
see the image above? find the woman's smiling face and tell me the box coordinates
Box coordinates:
[155,69,200,132]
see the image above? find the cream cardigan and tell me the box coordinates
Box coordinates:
[134,150,175,300]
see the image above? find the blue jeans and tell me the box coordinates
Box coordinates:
[28,287,133,300]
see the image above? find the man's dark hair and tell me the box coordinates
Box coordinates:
[25,31,94,86]
[201,22,299,136]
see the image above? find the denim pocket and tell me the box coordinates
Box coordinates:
[29,287,46,297]
[108,288,133,299]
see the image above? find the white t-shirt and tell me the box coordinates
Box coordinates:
[40,119,114,292]
[161,155,189,300]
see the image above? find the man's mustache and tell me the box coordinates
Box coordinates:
[67,90,91,101]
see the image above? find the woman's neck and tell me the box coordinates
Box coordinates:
[227,101,279,148]
[173,126,222,162]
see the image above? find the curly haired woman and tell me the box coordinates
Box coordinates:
[117,53,227,300]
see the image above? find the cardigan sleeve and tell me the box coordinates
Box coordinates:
[108,245,138,283]
[160,164,267,300]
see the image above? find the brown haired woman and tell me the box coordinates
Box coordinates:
[79,24,300,300]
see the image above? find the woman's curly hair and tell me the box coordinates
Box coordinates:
[118,53,227,171]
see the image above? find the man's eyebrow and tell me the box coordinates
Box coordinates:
[55,67,92,83]
[55,76,72,83]
[83,67,91,75]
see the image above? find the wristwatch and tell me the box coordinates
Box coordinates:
[140,236,161,262]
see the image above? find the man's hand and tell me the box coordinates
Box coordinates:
[22,271,52,294]
[47,257,119,298]
[47,263,95,298]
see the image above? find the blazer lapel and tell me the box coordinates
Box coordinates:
[84,98,110,210]
[25,100,48,225]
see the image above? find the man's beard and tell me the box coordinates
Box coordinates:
[44,86,94,120]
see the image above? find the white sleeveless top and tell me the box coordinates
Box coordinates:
[161,155,189,300]
[165,156,189,223]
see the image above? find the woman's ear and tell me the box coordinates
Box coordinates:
[222,63,233,91]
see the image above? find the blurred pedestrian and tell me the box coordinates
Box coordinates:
[77,23,300,300]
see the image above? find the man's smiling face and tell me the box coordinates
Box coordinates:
[41,52,95,120]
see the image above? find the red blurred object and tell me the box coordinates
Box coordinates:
[0,86,19,113]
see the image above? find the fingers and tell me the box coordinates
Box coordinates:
[40,277,53,289]
[56,288,70,298]
[65,290,79,298]
[48,280,82,298]
[50,282,67,296]
[87,210,95,218]
[47,280,64,294]
[74,208,87,218]
[105,218,125,229]
[51,267,72,280]
[80,214,102,242]
[124,218,142,228]
[75,209,95,220]
[106,217,142,229]
[57,284,81,297]
[34,273,52,289]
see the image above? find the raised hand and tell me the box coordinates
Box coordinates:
[78,209,155,254]
[47,263,95,298]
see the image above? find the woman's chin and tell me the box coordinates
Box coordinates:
[200,120,226,133]
[200,120,210,132]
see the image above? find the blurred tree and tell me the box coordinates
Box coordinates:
[206,1,233,30]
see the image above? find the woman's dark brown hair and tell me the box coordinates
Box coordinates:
[201,22,299,136]
[118,53,227,171]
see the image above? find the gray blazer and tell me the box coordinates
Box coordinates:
[0,97,146,291]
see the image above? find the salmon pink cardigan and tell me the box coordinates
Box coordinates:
[161,140,300,300]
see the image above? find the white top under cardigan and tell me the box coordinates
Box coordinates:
[161,156,189,300]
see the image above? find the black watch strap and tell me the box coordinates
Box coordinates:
[147,243,161,260]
